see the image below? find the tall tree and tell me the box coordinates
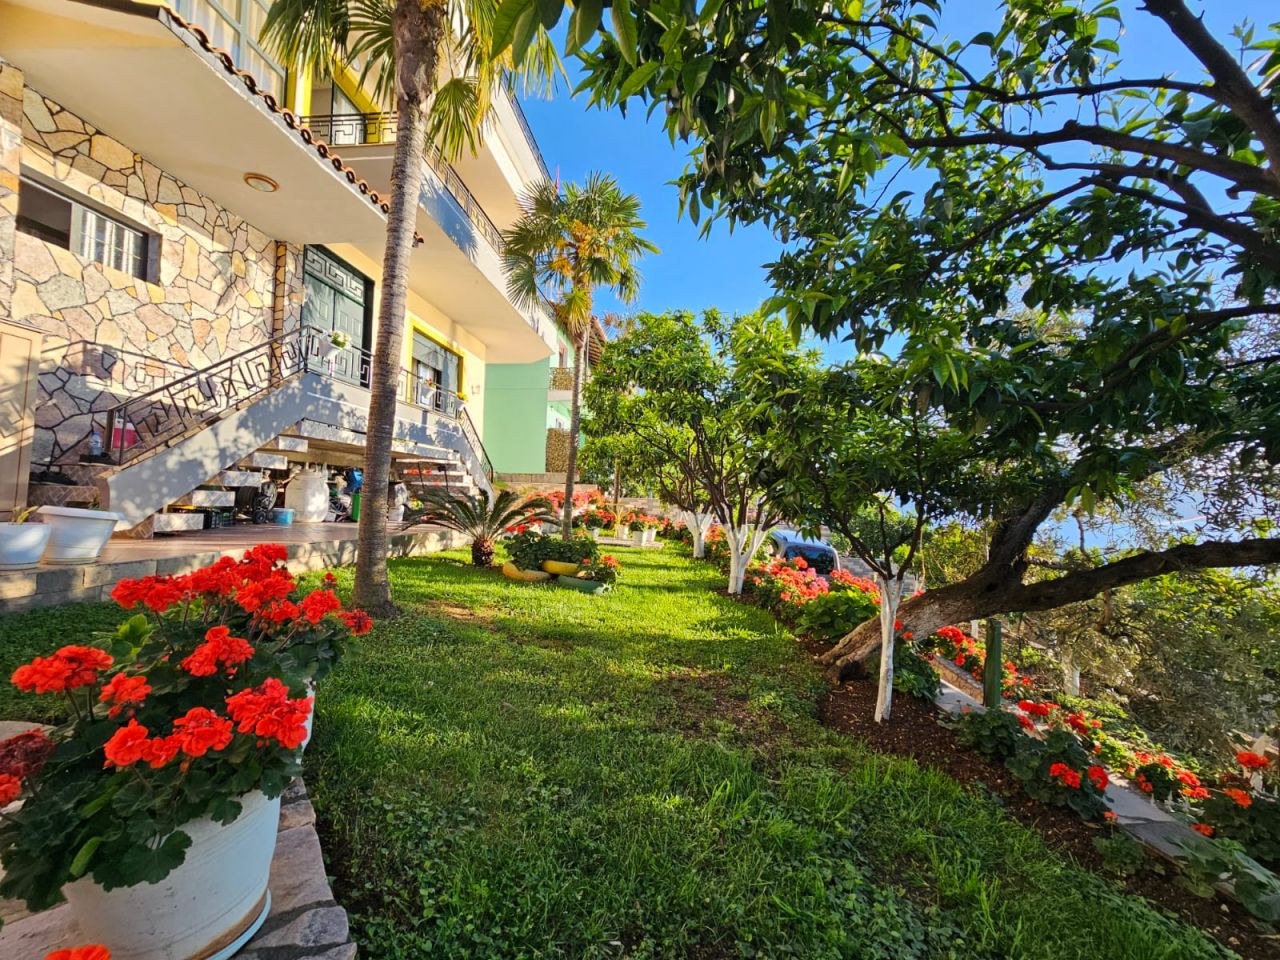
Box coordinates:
[263,0,558,615]
[587,310,811,593]
[496,0,1280,666]
[502,173,657,538]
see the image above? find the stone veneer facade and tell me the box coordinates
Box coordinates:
[0,59,305,464]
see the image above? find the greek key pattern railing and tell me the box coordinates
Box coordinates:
[102,332,308,467]
[298,112,506,251]
[100,328,481,476]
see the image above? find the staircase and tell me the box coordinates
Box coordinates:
[76,326,493,535]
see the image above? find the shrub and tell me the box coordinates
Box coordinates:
[795,586,879,641]
[955,709,1028,763]
[1006,729,1109,821]
[508,532,600,571]
[1200,787,1279,871]
[579,555,622,586]
[891,643,941,701]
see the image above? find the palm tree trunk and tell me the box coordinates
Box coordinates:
[354,0,443,615]
[561,327,587,538]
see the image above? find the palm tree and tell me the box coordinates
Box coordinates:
[502,173,657,539]
[261,0,559,616]
[411,487,555,566]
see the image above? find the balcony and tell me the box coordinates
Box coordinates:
[299,112,505,252]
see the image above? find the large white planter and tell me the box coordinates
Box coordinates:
[38,506,123,564]
[631,529,645,547]
[63,790,280,960]
[643,528,657,545]
[0,522,51,569]
[285,469,329,523]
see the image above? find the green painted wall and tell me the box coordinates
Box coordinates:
[484,359,551,473]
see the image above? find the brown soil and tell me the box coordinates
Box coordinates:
[799,635,1279,959]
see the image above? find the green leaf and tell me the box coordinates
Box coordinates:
[568,0,603,54]
[535,0,564,30]
[69,836,103,878]
[510,4,540,66]
[611,0,639,65]
[491,0,535,56]
[620,61,661,99]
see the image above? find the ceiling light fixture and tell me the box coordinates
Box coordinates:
[243,172,279,193]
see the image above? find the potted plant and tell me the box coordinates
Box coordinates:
[557,554,621,595]
[39,500,125,565]
[504,530,555,581]
[540,534,600,577]
[582,510,612,540]
[628,515,649,547]
[321,328,350,360]
[0,506,52,570]
[0,545,370,960]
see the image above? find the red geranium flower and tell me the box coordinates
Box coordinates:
[1181,786,1210,801]
[99,673,151,718]
[1237,751,1271,770]
[0,728,54,781]
[339,609,373,636]
[180,626,254,677]
[0,772,21,805]
[1191,823,1214,837]
[13,646,113,694]
[1087,765,1109,791]
[1176,770,1201,788]
[45,946,112,960]
[1222,788,1253,808]
[103,719,151,768]
[299,589,341,624]
[225,679,313,749]
[169,708,233,758]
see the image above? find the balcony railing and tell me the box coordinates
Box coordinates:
[504,90,551,181]
[298,112,505,251]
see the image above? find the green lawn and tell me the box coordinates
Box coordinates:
[303,547,1232,960]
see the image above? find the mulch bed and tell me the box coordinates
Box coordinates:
[800,635,1279,958]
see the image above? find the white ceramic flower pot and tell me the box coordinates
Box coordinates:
[0,522,52,569]
[643,528,657,545]
[38,506,123,564]
[590,528,601,540]
[632,529,645,547]
[63,790,280,960]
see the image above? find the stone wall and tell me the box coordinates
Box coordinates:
[0,64,303,462]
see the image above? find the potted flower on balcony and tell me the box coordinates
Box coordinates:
[0,545,370,960]
[557,554,620,595]
[322,328,350,360]
[0,506,52,570]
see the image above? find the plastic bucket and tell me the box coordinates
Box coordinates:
[272,508,294,526]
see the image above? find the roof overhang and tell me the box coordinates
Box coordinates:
[0,0,390,244]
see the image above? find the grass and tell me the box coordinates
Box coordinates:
[301,547,1234,960]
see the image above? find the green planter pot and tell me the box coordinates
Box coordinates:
[555,575,612,595]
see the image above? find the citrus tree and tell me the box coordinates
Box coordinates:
[495,0,1280,667]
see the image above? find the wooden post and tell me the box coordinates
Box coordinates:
[983,618,1004,709]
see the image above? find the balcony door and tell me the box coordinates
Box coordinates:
[302,247,371,387]
[411,331,460,416]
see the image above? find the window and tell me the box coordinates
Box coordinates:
[411,332,461,415]
[17,178,150,280]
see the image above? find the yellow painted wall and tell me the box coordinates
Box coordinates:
[325,244,488,434]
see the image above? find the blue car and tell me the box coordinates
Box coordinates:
[767,530,840,575]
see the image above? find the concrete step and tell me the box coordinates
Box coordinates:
[172,489,236,508]
[216,470,265,487]
[239,451,288,471]
[265,435,308,453]
[152,512,206,534]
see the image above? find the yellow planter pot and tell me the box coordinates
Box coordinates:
[502,561,551,583]
[541,560,581,577]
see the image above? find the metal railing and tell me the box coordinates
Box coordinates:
[504,89,551,180]
[98,327,481,474]
[297,112,506,251]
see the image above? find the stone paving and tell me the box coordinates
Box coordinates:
[0,778,354,960]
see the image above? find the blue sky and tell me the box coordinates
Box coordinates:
[517,0,1277,359]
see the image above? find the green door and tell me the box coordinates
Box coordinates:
[302,247,370,386]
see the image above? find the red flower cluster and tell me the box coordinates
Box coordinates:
[0,773,21,806]
[12,646,113,694]
[753,557,831,606]
[299,589,342,624]
[339,609,373,635]
[104,708,235,769]
[45,947,111,960]
[828,570,880,597]
[0,728,54,783]
[1237,751,1271,770]
[180,626,255,677]
[225,679,313,749]
[1049,762,1082,789]
[170,707,234,757]
[99,673,151,718]
[1222,787,1253,808]
[112,545,297,617]
[1088,765,1109,791]
[1191,823,1215,837]
[1018,700,1055,718]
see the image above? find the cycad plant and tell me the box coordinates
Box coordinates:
[261,0,559,614]
[412,487,555,567]
[502,173,656,539]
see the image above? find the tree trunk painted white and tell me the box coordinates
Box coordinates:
[1063,659,1081,696]
[874,574,904,723]
[725,523,772,594]
[682,510,714,559]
